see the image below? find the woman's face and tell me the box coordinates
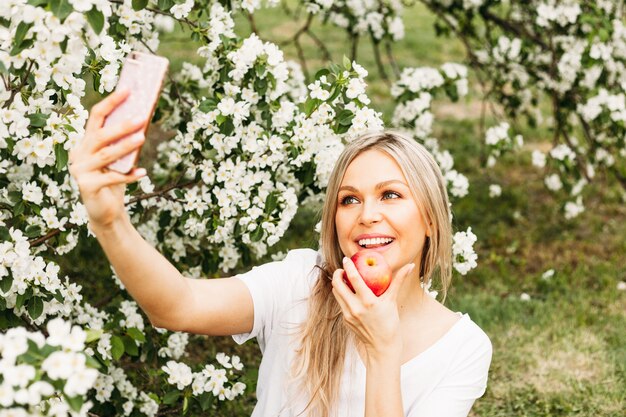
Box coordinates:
[335,149,430,274]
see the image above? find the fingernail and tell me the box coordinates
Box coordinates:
[342,257,349,264]
[136,168,146,176]
[132,133,144,142]
[409,263,416,273]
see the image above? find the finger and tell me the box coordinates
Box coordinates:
[331,286,351,317]
[332,268,356,300]
[342,257,374,298]
[85,88,131,133]
[383,263,415,301]
[78,167,147,194]
[86,133,145,172]
[88,118,146,154]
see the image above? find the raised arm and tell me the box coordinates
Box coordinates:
[70,90,253,336]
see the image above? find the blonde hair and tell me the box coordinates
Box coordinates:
[290,131,453,416]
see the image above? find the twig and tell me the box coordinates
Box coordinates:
[371,38,390,85]
[479,8,549,50]
[94,289,120,308]
[384,40,400,78]
[246,12,258,35]
[350,34,359,61]
[127,179,196,205]
[3,60,34,109]
[28,180,196,248]
[306,30,332,62]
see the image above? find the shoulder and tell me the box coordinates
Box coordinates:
[282,247,320,268]
[430,299,492,355]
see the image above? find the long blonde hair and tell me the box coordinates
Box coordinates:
[290,131,453,416]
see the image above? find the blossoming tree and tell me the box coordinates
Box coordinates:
[1,0,480,415]
[419,0,626,219]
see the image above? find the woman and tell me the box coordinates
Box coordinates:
[69,90,492,417]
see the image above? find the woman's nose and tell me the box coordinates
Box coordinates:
[359,200,383,225]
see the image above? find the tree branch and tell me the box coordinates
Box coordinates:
[3,60,35,109]
[371,38,390,85]
[28,180,196,248]
[385,40,400,78]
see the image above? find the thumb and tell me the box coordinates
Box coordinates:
[384,262,415,300]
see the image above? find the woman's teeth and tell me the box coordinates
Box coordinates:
[358,237,394,248]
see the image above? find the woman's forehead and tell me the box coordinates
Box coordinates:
[341,149,406,186]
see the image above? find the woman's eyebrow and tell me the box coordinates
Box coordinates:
[338,180,408,193]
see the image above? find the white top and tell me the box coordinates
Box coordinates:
[233,249,493,417]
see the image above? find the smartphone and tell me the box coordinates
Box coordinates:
[103,51,169,174]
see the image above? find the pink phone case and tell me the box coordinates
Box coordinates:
[103,51,169,174]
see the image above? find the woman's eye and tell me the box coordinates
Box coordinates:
[340,195,359,205]
[382,191,401,200]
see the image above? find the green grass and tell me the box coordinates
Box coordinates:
[67,3,626,415]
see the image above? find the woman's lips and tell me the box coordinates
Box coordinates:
[355,239,394,253]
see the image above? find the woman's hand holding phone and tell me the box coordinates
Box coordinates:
[68,89,148,231]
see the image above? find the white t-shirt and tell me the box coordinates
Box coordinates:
[233,248,493,417]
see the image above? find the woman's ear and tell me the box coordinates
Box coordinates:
[426,223,433,237]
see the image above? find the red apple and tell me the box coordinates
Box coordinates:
[343,250,392,296]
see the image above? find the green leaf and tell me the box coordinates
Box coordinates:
[342,55,351,70]
[162,390,181,405]
[110,335,125,360]
[27,297,44,320]
[198,392,213,411]
[132,0,149,11]
[7,191,21,204]
[27,112,49,128]
[24,225,41,238]
[329,86,343,103]
[304,99,320,117]
[157,0,174,10]
[314,68,330,80]
[13,201,24,217]
[85,7,105,34]
[198,98,217,113]
[10,38,34,56]
[27,0,48,5]
[0,273,13,293]
[126,327,146,343]
[14,22,33,49]
[250,225,264,242]
[15,292,29,310]
[85,328,104,343]
[49,0,73,21]
[183,396,189,414]
[55,144,69,171]
[221,119,234,136]
[337,109,354,126]
[65,394,84,412]
[159,211,172,228]
[264,193,278,215]
[122,335,139,356]
[85,354,102,370]
[0,226,10,242]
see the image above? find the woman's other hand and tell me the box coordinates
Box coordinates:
[332,258,415,361]
[68,89,147,230]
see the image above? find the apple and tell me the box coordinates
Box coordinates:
[343,250,392,296]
